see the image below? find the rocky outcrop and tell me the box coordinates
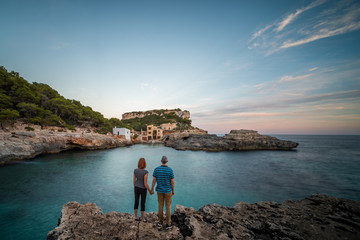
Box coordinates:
[0,130,132,165]
[163,129,298,151]
[47,194,360,240]
[47,202,183,240]
[122,109,190,120]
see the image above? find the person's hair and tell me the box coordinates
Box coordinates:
[138,158,146,169]
[161,156,168,164]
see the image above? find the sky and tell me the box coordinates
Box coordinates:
[1,0,359,134]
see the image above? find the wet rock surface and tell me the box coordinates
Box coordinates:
[163,129,299,151]
[48,194,360,240]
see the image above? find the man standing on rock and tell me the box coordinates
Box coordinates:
[151,156,175,230]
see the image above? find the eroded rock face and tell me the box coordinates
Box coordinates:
[163,129,298,151]
[47,194,360,240]
[0,130,132,165]
[173,194,360,240]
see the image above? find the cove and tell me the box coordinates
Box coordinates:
[1,135,360,240]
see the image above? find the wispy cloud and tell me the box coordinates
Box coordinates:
[254,72,315,94]
[196,89,360,120]
[308,67,318,72]
[276,0,326,32]
[249,0,360,54]
[278,73,313,83]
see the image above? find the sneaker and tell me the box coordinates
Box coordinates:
[135,218,141,222]
[165,224,173,230]
[157,223,162,227]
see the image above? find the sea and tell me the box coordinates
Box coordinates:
[0,135,359,240]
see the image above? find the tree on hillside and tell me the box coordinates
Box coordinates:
[0,109,20,126]
[0,93,13,109]
[33,82,60,107]
[17,102,43,118]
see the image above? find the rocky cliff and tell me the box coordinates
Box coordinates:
[122,109,190,120]
[163,129,298,151]
[47,194,360,240]
[0,128,132,165]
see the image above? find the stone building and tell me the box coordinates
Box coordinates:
[112,127,131,141]
[146,125,163,140]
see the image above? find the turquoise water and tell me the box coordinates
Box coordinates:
[0,135,360,239]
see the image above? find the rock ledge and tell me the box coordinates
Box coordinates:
[47,194,360,240]
[0,129,131,165]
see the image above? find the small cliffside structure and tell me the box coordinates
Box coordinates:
[112,127,131,140]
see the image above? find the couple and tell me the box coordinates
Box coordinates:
[133,156,175,230]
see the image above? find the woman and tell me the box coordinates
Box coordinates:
[133,158,152,222]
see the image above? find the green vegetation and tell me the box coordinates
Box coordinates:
[123,111,192,131]
[0,66,130,133]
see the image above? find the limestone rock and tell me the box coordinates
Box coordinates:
[122,109,190,120]
[47,201,182,240]
[173,194,360,239]
[48,194,360,240]
[0,130,132,165]
[163,129,298,151]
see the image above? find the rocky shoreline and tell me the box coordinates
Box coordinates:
[0,126,298,165]
[163,130,299,151]
[0,126,132,166]
[47,194,360,240]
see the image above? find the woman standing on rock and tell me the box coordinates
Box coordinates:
[133,158,152,222]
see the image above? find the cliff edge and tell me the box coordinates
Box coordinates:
[0,125,132,165]
[47,194,360,240]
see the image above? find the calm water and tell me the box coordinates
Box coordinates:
[1,135,360,239]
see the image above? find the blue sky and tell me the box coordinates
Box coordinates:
[1,0,359,134]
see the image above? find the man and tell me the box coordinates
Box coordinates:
[151,155,175,230]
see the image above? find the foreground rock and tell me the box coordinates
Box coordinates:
[163,129,298,151]
[0,128,131,165]
[47,202,183,240]
[47,194,360,240]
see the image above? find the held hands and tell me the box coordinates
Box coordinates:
[150,189,154,195]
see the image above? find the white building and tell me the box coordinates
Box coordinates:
[113,127,131,140]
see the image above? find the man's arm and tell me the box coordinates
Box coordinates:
[171,178,175,195]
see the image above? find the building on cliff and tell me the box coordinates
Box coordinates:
[140,123,177,141]
[112,127,131,140]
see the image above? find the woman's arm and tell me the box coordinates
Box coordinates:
[144,173,151,192]
[133,172,136,187]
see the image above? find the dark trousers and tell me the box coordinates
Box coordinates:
[134,186,147,211]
